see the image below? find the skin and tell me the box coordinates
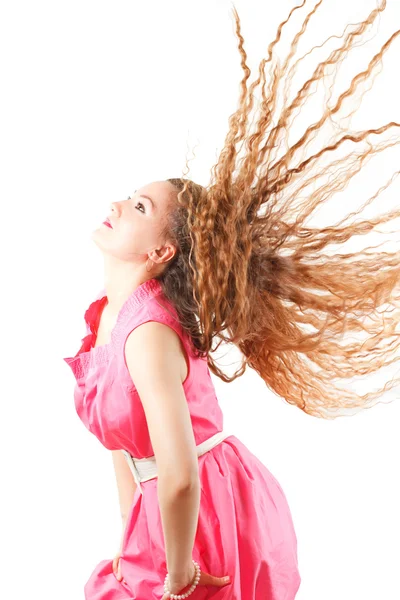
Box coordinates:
[91,180,178,319]
[91,181,231,595]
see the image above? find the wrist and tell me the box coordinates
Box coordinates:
[168,562,196,586]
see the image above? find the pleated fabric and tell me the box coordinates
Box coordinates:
[63,278,301,599]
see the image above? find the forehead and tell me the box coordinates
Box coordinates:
[136,181,177,207]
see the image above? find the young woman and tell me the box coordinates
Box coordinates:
[64,2,400,599]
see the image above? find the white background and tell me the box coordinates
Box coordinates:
[1,1,400,599]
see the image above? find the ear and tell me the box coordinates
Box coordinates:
[148,243,177,265]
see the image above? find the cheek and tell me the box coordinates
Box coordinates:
[118,222,160,253]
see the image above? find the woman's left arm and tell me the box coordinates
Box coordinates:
[124,320,201,584]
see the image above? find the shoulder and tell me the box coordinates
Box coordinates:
[124,320,184,385]
[125,319,183,355]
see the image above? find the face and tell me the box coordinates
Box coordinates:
[91,180,178,267]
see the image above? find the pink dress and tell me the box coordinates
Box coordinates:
[63,278,301,599]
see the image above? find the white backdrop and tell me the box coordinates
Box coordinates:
[1,1,400,599]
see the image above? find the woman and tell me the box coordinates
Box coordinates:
[64,2,400,599]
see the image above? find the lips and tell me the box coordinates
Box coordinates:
[103,219,113,228]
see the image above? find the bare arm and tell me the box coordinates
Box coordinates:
[125,321,200,583]
[111,449,137,548]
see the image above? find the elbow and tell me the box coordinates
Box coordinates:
[158,470,200,495]
[177,476,200,494]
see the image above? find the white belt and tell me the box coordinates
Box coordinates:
[121,429,232,495]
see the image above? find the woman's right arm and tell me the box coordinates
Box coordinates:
[111,449,138,549]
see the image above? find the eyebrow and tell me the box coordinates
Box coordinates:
[134,189,156,212]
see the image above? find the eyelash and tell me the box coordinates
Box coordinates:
[127,195,145,214]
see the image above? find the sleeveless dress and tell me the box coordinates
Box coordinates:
[63,278,301,599]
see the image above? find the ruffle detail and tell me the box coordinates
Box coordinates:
[84,295,108,338]
[63,278,163,380]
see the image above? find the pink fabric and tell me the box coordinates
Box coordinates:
[63,278,301,599]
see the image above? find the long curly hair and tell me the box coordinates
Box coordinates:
[153,0,400,419]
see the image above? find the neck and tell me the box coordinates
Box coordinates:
[102,255,155,316]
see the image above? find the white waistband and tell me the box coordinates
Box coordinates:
[121,429,232,495]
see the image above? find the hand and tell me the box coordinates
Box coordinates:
[161,563,231,599]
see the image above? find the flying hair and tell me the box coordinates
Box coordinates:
[149,0,400,419]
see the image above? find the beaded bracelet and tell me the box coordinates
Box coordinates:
[164,559,201,599]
